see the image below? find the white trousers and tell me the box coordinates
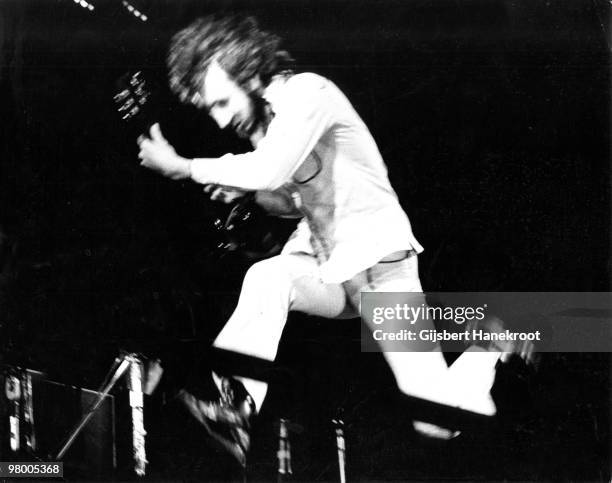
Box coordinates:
[213,252,498,415]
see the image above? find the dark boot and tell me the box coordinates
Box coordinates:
[177,377,256,466]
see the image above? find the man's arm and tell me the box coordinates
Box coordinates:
[139,75,333,191]
[254,189,302,218]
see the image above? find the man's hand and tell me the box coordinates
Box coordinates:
[204,184,250,204]
[138,123,191,180]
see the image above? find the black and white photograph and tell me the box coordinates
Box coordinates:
[0,0,610,481]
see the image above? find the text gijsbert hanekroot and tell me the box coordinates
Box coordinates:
[369,303,541,343]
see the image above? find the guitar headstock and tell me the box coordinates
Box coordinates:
[114,71,150,121]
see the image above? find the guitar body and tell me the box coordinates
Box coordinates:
[215,196,284,259]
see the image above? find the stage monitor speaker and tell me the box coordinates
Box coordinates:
[1,368,116,479]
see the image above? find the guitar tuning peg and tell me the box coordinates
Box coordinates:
[130,73,142,86]
[114,90,130,102]
[134,90,148,104]
[118,98,135,111]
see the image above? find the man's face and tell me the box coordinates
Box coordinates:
[200,62,257,139]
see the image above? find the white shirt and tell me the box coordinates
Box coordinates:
[190,73,423,283]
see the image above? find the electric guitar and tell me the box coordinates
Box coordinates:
[113,71,285,259]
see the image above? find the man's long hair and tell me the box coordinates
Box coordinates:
[168,15,293,103]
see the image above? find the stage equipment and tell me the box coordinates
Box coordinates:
[54,353,147,476]
[71,0,94,11]
[121,0,148,21]
[332,416,346,483]
[3,367,37,455]
[277,418,293,480]
[1,366,115,473]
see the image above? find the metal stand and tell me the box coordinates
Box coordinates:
[332,417,346,483]
[4,367,36,455]
[277,418,293,481]
[54,353,147,476]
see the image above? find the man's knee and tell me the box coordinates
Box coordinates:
[243,256,293,287]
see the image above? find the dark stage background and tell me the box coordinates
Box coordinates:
[0,0,610,481]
